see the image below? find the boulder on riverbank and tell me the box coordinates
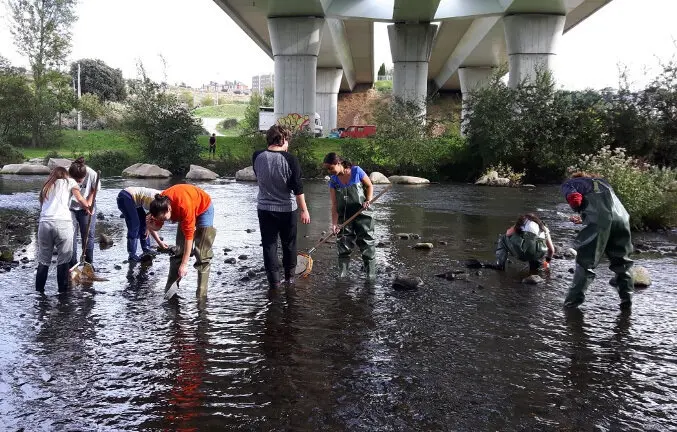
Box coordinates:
[475,170,511,186]
[186,164,219,181]
[47,158,73,171]
[1,164,51,175]
[388,175,429,185]
[370,172,390,184]
[122,163,172,178]
[235,166,257,182]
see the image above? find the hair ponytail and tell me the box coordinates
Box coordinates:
[68,156,87,181]
[150,194,171,217]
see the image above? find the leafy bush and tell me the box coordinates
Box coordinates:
[289,131,322,178]
[124,64,203,175]
[571,146,677,229]
[214,135,265,175]
[0,142,25,166]
[480,162,525,186]
[201,95,214,107]
[220,118,238,129]
[42,150,61,164]
[87,150,135,177]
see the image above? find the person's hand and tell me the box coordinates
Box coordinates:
[178,263,189,278]
[300,210,310,224]
[331,224,341,235]
[545,255,553,263]
[86,206,93,216]
[362,200,372,210]
[158,241,169,250]
[570,215,582,224]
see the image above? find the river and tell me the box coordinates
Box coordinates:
[0,175,676,430]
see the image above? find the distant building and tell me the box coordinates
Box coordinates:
[252,73,274,94]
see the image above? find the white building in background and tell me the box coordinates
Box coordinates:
[252,73,274,94]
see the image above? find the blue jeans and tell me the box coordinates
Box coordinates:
[117,190,150,250]
[196,204,214,228]
[71,207,96,266]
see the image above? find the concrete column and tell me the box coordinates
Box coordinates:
[268,17,324,124]
[458,66,495,133]
[316,68,343,136]
[388,23,438,111]
[503,14,565,88]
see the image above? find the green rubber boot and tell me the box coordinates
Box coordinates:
[165,227,184,294]
[194,226,216,297]
[363,258,376,281]
[338,257,350,278]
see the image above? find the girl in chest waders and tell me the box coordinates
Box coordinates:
[323,153,376,280]
[495,213,555,274]
[561,173,634,309]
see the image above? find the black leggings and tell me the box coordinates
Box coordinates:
[257,209,298,283]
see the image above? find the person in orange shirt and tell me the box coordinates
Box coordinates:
[147,184,216,298]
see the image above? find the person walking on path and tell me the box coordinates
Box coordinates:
[36,167,91,293]
[253,125,311,289]
[323,152,376,280]
[116,187,168,262]
[147,184,216,297]
[561,172,634,309]
[208,133,216,159]
[68,157,99,269]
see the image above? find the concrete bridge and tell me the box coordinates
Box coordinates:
[214,0,612,133]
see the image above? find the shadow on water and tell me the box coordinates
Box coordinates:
[0,178,676,430]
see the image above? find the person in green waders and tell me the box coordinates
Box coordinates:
[323,153,376,280]
[561,172,634,309]
[494,213,555,274]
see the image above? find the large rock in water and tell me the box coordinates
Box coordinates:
[186,164,219,180]
[475,170,511,186]
[1,164,51,175]
[392,275,423,290]
[235,166,257,182]
[632,266,651,288]
[122,163,172,178]
[47,158,73,171]
[369,172,390,184]
[388,175,430,185]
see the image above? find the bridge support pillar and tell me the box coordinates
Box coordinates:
[268,17,324,126]
[316,68,343,136]
[503,14,565,88]
[459,67,495,134]
[388,23,438,114]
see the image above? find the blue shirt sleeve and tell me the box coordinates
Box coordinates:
[353,166,367,184]
[328,175,340,189]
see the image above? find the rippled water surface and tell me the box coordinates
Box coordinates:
[0,175,676,431]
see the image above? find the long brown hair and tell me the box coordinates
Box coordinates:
[68,156,87,181]
[40,167,69,204]
[323,152,353,169]
[514,213,546,234]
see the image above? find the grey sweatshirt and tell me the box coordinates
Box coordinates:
[252,149,304,212]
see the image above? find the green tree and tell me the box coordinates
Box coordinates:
[8,0,78,146]
[79,93,105,123]
[201,95,214,106]
[69,58,126,102]
[378,63,386,77]
[124,64,203,174]
[263,87,274,106]
[240,92,264,135]
[0,57,33,145]
[179,90,193,108]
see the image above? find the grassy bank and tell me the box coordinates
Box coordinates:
[20,130,141,159]
[192,103,248,119]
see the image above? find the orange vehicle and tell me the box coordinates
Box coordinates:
[339,125,377,138]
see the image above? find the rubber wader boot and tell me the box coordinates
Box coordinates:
[36,264,49,292]
[338,257,350,278]
[284,268,295,285]
[194,226,216,297]
[165,228,184,293]
[363,259,376,280]
[494,235,508,271]
[127,238,141,262]
[56,263,70,292]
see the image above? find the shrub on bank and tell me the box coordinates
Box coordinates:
[0,142,25,166]
[87,150,135,177]
[571,146,677,229]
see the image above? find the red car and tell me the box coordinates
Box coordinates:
[340,125,377,138]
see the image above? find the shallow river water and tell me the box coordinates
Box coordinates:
[0,175,676,431]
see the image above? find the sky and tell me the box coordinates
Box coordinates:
[0,0,676,90]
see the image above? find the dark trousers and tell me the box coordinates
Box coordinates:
[71,208,95,266]
[117,191,150,249]
[209,145,216,157]
[257,209,298,284]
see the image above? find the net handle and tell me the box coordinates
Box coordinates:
[307,184,392,254]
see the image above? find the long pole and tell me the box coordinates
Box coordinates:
[77,63,82,131]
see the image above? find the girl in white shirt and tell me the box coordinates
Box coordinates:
[495,213,555,274]
[36,167,91,293]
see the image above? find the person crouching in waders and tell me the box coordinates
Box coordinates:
[561,172,634,309]
[116,187,168,262]
[147,185,216,297]
[323,153,376,280]
[494,213,555,274]
[36,167,91,293]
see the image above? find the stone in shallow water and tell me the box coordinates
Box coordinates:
[392,275,423,290]
[522,275,544,284]
[413,243,433,250]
